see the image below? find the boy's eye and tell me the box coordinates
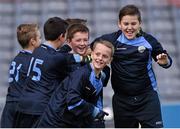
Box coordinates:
[131,22,137,26]
[76,39,81,42]
[123,23,129,26]
[84,39,88,42]
[103,55,108,59]
[95,52,100,56]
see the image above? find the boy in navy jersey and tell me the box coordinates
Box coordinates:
[63,23,111,127]
[91,5,172,128]
[58,23,110,128]
[58,18,87,54]
[37,40,114,128]
[13,17,81,127]
[1,24,41,127]
[61,23,91,73]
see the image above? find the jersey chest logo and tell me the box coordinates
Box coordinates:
[138,46,146,53]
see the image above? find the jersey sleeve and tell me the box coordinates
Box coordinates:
[101,65,111,87]
[66,70,98,120]
[144,33,172,68]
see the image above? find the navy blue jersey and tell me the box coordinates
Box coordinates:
[1,50,32,127]
[92,30,172,96]
[57,44,86,75]
[57,44,72,53]
[18,44,78,115]
[6,50,32,102]
[37,64,104,128]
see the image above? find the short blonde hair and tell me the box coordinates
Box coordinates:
[92,40,114,57]
[17,24,39,48]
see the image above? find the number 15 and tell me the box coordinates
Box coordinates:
[27,57,44,81]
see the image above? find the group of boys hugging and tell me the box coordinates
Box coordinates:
[1,5,172,128]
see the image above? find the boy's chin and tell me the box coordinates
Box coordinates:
[126,35,136,40]
[124,33,136,40]
[77,51,86,55]
[94,65,104,71]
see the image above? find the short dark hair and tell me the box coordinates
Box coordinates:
[65,18,87,26]
[17,24,39,48]
[43,17,68,41]
[119,5,141,23]
[66,23,89,41]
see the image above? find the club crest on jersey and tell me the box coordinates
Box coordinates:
[138,46,146,53]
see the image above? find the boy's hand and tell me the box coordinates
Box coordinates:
[95,110,109,121]
[156,53,168,65]
[81,55,92,63]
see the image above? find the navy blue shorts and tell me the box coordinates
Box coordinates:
[112,90,163,128]
[1,102,17,128]
[13,111,40,128]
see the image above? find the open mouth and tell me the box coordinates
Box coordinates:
[125,31,135,39]
[95,60,103,66]
[126,31,134,35]
[77,46,87,51]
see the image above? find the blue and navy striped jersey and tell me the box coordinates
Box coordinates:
[92,30,172,96]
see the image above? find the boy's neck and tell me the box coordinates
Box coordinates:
[95,69,101,77]
[23,47,34,53]
[90,63,101,77]
[46,40,61,49]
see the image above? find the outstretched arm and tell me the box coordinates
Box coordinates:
[156,53,172,68]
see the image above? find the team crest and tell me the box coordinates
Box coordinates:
[138,46,146,53]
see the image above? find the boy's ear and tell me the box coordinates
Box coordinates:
[30,38,36,46]
[58,34,62,40]
[60,33,66,39]
[66,39,71,45]
[58,34,65,42]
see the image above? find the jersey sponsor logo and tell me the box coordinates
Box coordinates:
[156,121,163,125]
[116,47,127,50]
[138,46,146,53]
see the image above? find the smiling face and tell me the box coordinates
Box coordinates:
[91,43,112,73]
[68,32,88,56]
[66,23,89,56]
[118,15,141,40]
